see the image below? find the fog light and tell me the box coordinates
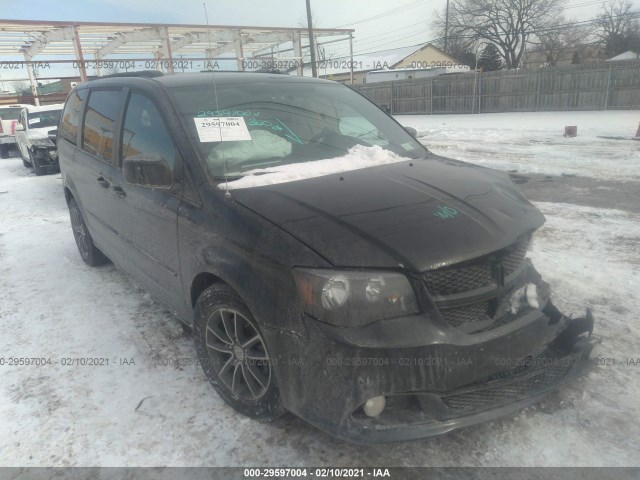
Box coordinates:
[363,395,386,417]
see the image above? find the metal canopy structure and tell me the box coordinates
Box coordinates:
[0,19,354,104]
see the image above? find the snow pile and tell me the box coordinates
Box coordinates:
[219,144,408,190]
[396,111,640,182]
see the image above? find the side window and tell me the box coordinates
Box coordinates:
[338,104,387,147]
[121,93,176,186]
[82,89,123,162]
[59,89,87,144]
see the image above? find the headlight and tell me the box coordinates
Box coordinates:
[31,138,54,147]
[293,269,418,327]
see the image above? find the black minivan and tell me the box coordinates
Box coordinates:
[58,71,600,443]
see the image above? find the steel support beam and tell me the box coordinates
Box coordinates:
[72,25,87,81]
[23,27,75,59]
[293,31,303,76]
[24,54,40,106]
[160,26,174,73]
[96,28,161,57]
[234,29,244,71]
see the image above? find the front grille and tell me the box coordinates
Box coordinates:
[503,240,529,276]
[424,236,532,330]
[441,360,574,412]
[439,301,490,328]
[424,263,494,296]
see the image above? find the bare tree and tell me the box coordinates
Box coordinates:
[531,19,592,66]
[595,0,640,57]
[437,0,566,69]
[431,8,477,66]
[11,81,31,95]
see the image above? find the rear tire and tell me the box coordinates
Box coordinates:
[68,197,109,266]
[193,284,286,420]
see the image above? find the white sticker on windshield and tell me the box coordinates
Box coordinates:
[28,117,40,126]
[193,116,251,142]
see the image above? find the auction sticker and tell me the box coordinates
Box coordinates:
[194,116,251,142]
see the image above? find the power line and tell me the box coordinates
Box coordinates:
[332,0,430,28]
[322,10,640,63]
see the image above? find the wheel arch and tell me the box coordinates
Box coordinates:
[64,186,73,204]
[190,271,226,308]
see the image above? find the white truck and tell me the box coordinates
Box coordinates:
[15,103,64,175]
[0,104,31,158]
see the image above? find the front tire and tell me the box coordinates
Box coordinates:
[193,284,285,420]
[29,149,44,176]
[68,197,108,266]
[20,147,31,168]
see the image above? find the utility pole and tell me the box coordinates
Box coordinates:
[444,0,450,54]
[306,0,318,77]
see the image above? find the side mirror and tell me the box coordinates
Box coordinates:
[123,153,173,188]
[403,126,418,138]
[15,124,24,132]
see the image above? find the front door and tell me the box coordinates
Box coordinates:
[107,91,185,313]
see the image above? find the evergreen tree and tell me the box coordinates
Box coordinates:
[478,44,503,71]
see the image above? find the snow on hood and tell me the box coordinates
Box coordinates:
[218,145,409,190]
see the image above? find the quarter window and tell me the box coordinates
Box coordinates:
[82,89,123,162]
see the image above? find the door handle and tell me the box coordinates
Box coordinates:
[111,185,126,198]
[96,177,110,188]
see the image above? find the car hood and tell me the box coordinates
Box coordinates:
[27,127,56,139]
[231,156,545,271]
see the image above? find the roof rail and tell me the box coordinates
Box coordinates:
[97,70,164,79]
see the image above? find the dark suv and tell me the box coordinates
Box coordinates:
[58,71,600,443]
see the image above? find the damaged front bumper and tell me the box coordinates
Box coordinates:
[268,262,600,444]
[345,328,600,443]
[32,145,59,171]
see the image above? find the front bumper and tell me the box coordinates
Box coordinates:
[0,136,16,145]
[267,296,599,444]
[342,334,600,443]
[32,145,59,169]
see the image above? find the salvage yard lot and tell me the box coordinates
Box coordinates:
[1,111,639,466]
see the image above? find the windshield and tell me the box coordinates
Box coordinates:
[169,81,428,178]
[27,109,62,129]
[0,107,23,121]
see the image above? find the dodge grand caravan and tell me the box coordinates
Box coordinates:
[58,71,600,443]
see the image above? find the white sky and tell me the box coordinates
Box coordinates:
[0,0,632,84]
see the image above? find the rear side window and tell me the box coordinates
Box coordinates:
[82,89,123,162]
[59,89,87,144]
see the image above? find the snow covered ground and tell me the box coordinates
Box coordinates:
[397,111,640,182]
[1,111,639,467]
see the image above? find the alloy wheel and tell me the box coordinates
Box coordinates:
[70,205,90,260]
[205,308,271,401]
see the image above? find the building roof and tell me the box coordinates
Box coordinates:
[317,43,462,77]
[607,51,639,61]
[317,43,433,76]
